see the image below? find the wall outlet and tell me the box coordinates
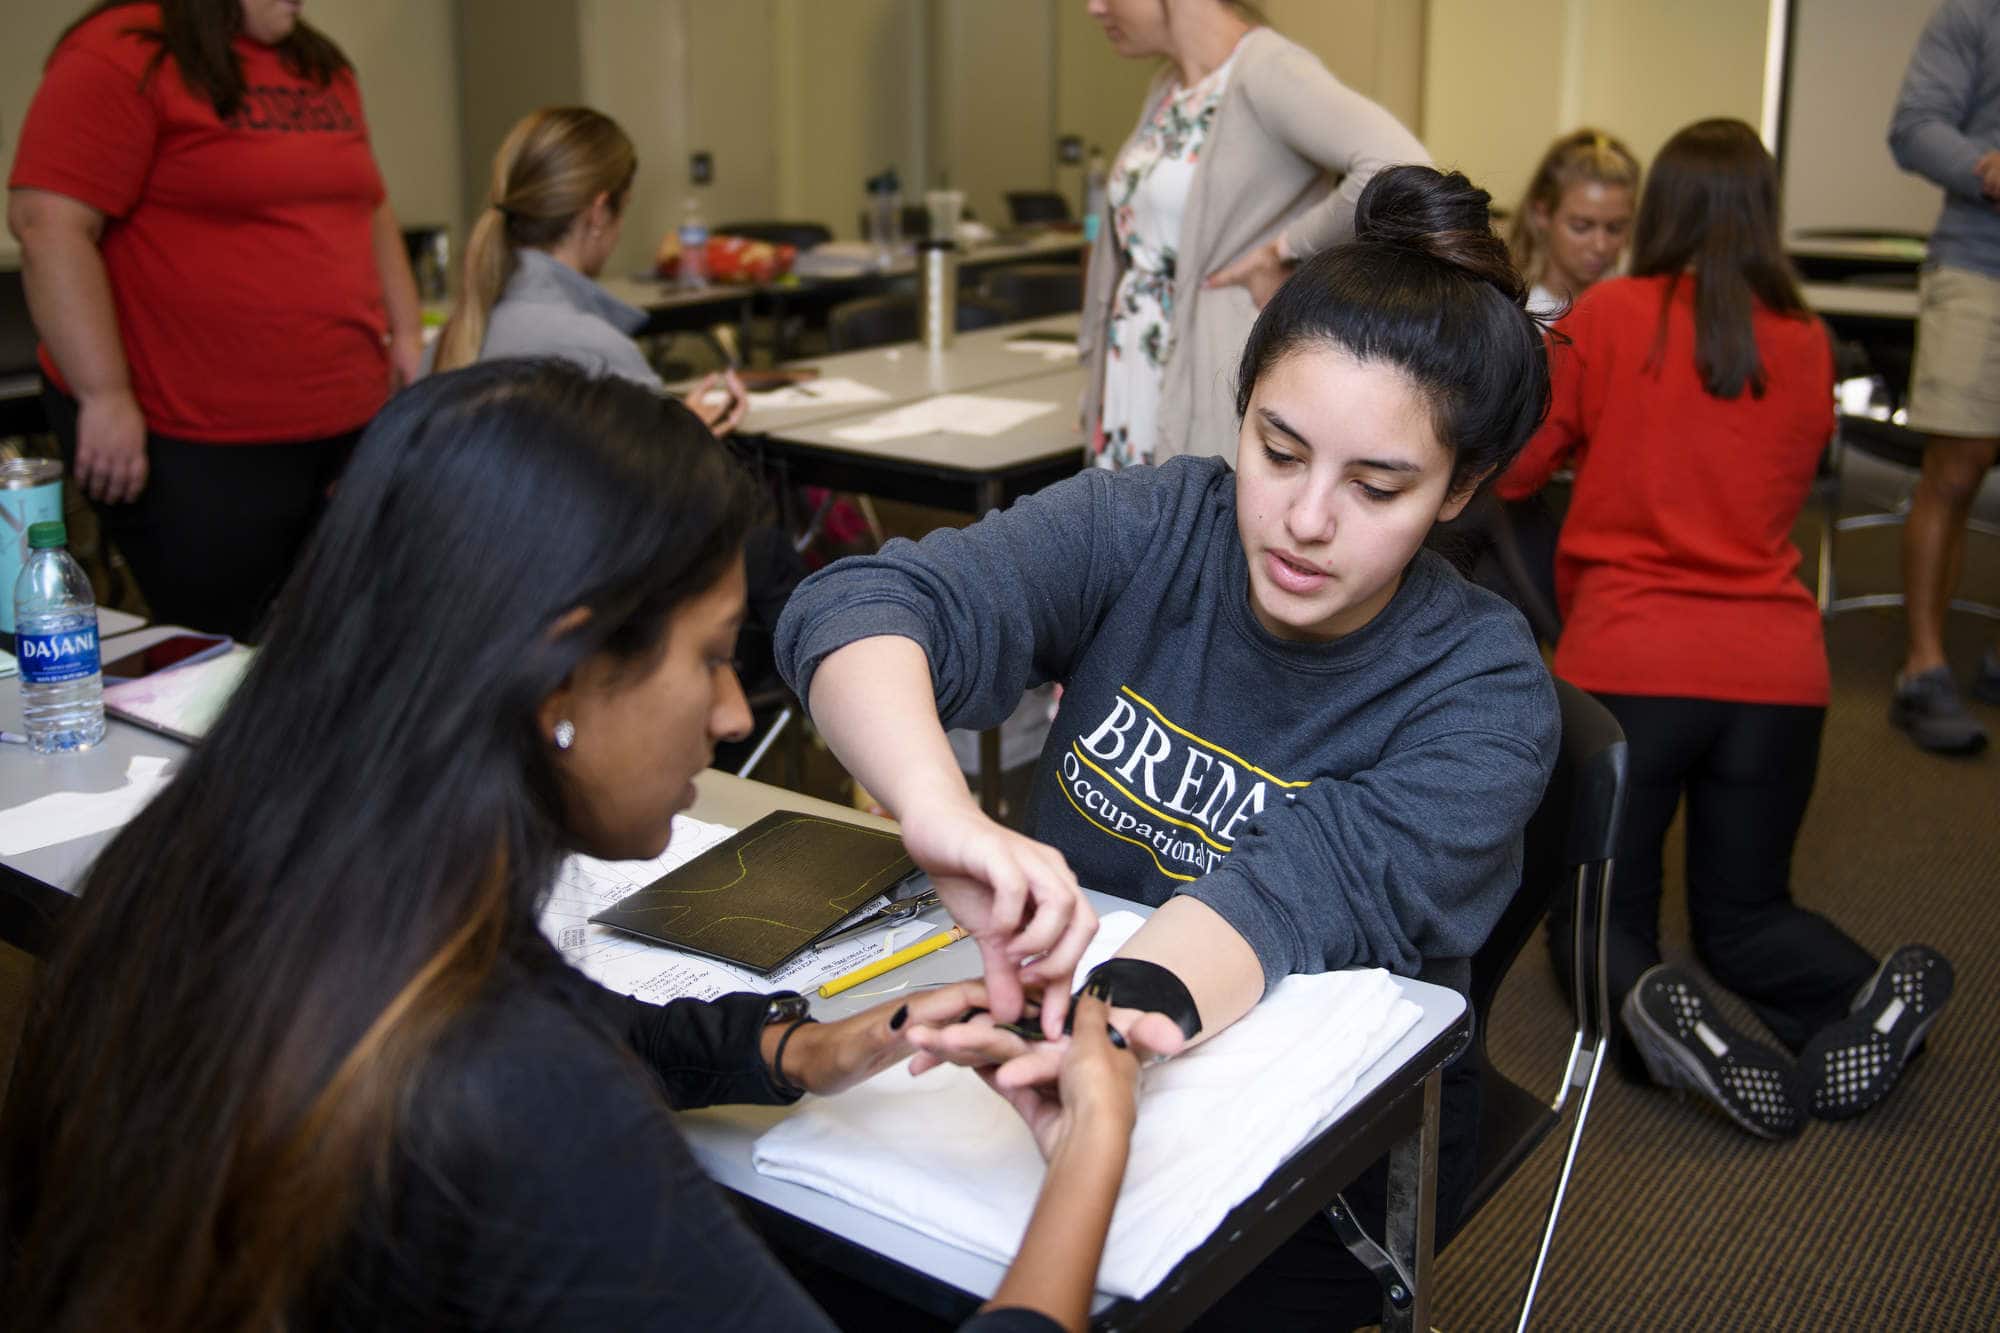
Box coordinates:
[690,151,713,186]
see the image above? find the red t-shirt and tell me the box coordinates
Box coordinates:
[1497,275,1835,707]
[9,5,390,442]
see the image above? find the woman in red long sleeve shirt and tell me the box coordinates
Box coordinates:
[1500,120,1953,1140]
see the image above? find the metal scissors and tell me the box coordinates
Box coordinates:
[813,888,943,947]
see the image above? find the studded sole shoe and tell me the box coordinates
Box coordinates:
[1799,944,1955,1121]
[1623,965,1807,1140]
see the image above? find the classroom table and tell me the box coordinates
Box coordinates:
[730,317,1089,816]
[602,231,1086,355]
[1803,280,1918,325]
[0,725,1467,1330]
[677,769,1469,1333]
[736,314,1087,518]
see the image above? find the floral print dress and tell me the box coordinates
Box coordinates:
[1093,50,1240,470]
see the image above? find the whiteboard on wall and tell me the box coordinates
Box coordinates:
[1780,0,1951,239]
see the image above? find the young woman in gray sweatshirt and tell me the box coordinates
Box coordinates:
[777,166,1559,1330]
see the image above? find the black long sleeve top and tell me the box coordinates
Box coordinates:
[309,937,1059,1331]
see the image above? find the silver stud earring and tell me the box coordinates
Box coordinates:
[552,719,576,751]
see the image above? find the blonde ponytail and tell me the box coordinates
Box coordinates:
[430,107,639,374]
[432,206,514,373]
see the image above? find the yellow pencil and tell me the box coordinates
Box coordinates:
[817,925,968,999]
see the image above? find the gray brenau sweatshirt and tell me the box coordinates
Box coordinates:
[777,458,1560,990]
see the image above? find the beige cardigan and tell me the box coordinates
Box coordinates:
[1078,28,1429,465]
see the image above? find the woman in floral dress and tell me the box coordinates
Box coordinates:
[1081,0,1429,468]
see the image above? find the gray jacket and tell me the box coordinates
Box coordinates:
[777,458,1557,988]
[1891,0,2000,277]
[1078,27,1428,465]
[477,248,662,388]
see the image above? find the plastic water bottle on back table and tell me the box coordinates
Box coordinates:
[14,521,104,753]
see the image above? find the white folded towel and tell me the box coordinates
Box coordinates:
[752,911,1421,1299]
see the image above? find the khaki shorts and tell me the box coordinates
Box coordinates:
[1908,265,2000,439]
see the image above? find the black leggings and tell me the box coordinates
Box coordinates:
[1553,693,1877,1057]
[43,381,359,642]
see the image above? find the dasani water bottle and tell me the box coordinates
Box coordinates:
[14,520,105,753]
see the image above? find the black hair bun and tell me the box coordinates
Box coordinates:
[1353,165,1526,304]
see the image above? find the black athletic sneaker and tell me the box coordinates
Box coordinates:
[1622,965,1807,1140]
[1890,667,1989,755]
[1799,944,1955,1121]
[1974,651,2000,706]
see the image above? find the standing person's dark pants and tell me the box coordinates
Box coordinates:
[1552,693,1877,1064]
[43,382,360,642]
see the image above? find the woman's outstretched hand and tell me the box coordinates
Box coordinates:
[984,990,1140,1161]
[897,795,1097,1036]
[777,980,991,1097]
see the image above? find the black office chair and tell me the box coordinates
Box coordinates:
[715,220,833,252]
[1004,191,1072,226]
[1438,491,1565,647]
[1469,680,1624,1326]
[1817,413,2000,622]
[979,264,1083,321]
[1,268,48,439]
[826,294,1015,353]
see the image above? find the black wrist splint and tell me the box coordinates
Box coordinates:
[1067,958,1203,1041]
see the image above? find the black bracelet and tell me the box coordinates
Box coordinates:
[1067,958,1203,1041]
[770,1016,817,1099]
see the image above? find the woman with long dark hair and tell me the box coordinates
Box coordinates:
[779,166,1560,1330]
[0,362,1120,1331]
[7,0,423,640]
[1499,119,1954,1139]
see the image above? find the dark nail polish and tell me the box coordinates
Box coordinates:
[1107,1027,1129,1050]
[889,1005,909,1031]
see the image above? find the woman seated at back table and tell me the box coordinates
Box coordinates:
[777,166,1561,1331]
[0,362,1140,1332]
[432,105,747,436]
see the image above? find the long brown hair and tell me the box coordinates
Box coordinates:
[1507,128,1641,292]
[0,362,762,1330]
[432,108,639,374]
[1629,118,1807,400]
[56,0,351,120]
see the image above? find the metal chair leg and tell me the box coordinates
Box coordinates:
[1516,864,1614,1329]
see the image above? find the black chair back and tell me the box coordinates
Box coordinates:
[1005,191,1072,225]
[980,264,1083,320]
[1471,680,1625,1021]
[827,294,1015,353]
[1,269,39,377]
[716,220,833,252]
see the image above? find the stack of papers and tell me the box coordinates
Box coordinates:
[746,377,891,411]
[0,754,176,856]
[828,394,1056,443]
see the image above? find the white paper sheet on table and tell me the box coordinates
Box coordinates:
[828,394,1056,443]
[0,754,175,855]
[537,814,943,1004]
[752,911,1422,1300]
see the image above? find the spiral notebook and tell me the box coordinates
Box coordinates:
[589,810,920,973]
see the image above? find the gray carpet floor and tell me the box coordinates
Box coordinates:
[1433,513,1999,1330]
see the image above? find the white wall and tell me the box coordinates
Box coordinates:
[1423,0,1771,213]
[0,0,460,261]
[1782,0,1942,237]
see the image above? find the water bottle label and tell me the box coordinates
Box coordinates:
[17,624,99,684]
